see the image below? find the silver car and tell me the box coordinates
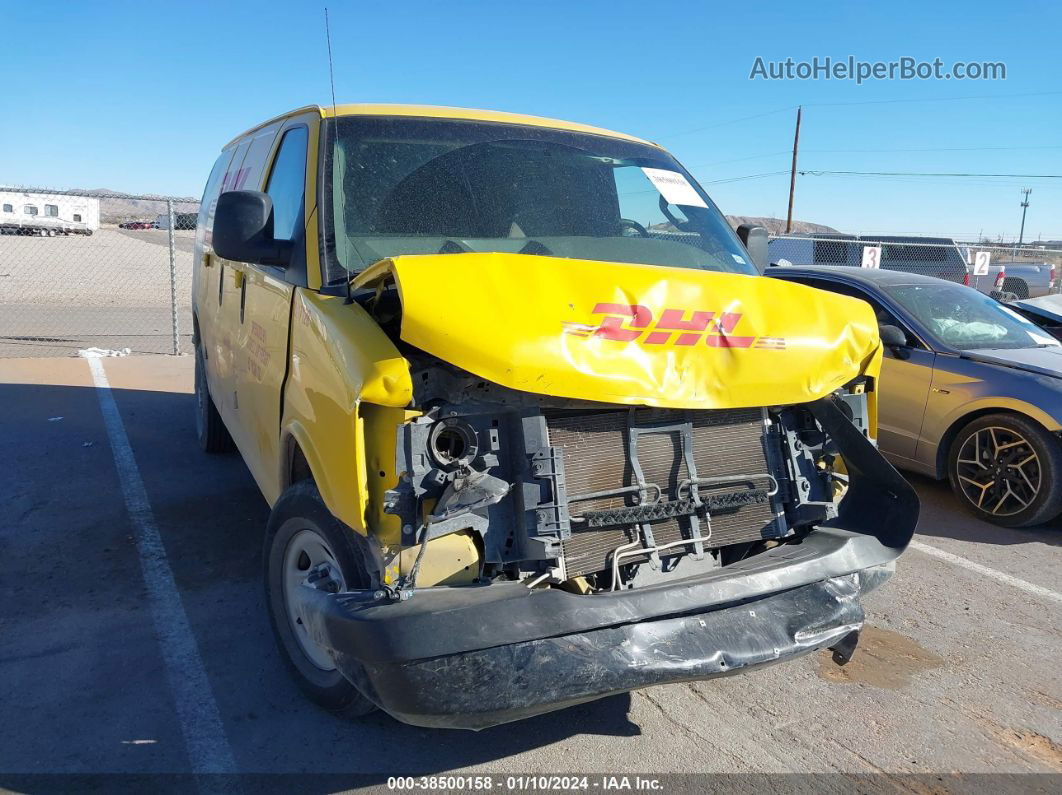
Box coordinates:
[768,266,1062,528]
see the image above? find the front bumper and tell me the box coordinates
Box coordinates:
[350,575,874,730]
[296,397,917,729]
[296,530,897,729]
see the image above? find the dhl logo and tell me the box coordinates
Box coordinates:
[563,303,786,350]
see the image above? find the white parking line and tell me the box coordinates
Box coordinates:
[909,539,1062,604]
[83,355,237,774]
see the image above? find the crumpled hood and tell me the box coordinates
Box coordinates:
[354,252,882,409]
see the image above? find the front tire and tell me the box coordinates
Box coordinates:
[264,480,378,716]
[948,413,1062,528]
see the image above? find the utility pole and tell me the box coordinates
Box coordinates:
[1017,188,1031,249]
[785,106,802,234]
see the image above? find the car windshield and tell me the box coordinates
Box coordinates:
[885,283,1060,350]
[320,116,755,283]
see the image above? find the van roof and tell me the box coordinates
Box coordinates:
[226,104,657,148]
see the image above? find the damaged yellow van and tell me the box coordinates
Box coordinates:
[192,104,918,729]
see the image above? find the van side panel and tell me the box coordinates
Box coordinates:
[229,118,314,503]
[200,137,251,418]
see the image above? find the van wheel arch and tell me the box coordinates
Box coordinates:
[286,439,314,489]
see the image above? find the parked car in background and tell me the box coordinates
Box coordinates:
[768,265,1062,528]
[119,219,157,230]
[986,262,1056,299]
[1008,293,1062,341]
[156,211,198,231]
[768,234,968,284]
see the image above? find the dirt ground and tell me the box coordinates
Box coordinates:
[0,228,195,356]
[0,355,1059,791]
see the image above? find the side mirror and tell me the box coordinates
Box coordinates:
[879,323,908,349]
[736,224,769,274]
[212,190,292,267]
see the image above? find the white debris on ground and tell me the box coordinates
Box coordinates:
[78,347,132,358]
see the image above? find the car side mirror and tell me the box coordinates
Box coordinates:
[212,190,292,267]
[879,323,910,358]
[736,224,769,274]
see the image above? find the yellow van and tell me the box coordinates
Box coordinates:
[192,104,917,729]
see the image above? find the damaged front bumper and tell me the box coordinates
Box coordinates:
[295,528,897,730]
[295,396,917,729]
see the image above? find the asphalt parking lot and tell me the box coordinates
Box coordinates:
[1,355,1059,790]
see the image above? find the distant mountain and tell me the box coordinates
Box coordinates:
[726,216,840,236]
[76,189,199,223]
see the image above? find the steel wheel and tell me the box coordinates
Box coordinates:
[282,528,344,671]
[264,481,378,715]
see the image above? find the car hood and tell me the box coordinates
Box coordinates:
[1010,294,1062,325]
[353,252,883,409]
[962,345,1062,379]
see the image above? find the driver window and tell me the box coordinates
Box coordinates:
[265,126,308,242]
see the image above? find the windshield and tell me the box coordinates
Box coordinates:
[885,283,1060,350]
[320,116,755,283]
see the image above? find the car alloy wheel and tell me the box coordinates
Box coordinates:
[954,426,1041,518]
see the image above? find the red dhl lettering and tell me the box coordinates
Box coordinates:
[563,303,785,350]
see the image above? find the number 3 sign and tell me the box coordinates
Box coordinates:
[861,245,881,269]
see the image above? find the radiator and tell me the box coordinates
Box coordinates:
[546,407,784,579]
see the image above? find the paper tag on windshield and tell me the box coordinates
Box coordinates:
[641,168,708,208]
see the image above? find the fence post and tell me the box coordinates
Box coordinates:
[166,199,180,355]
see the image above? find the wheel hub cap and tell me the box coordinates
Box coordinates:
[282,529,343,671]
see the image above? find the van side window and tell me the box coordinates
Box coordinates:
[2,204,12,213]
[236,124,281,192]
[196,147,237,251]
[265,127,308,242]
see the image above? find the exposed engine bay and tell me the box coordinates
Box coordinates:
[367,286,873,596]
[290,252,916,730]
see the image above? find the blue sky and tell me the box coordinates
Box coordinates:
[1,0,1060,240]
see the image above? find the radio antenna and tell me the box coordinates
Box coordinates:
[324,8,353,302]
[324,8,338,113]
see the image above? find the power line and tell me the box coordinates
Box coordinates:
[656,90,1062,140]
[704,170,790,185]
[799,170,1062,179]
[803,89,1062,108]
[659,106,797,139]
[805,144,1062,154]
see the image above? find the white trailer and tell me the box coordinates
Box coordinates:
[0,189,100,235]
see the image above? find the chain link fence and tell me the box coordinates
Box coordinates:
[0,187,198,357]
[767,234,1061,298]
[1,186,1059,358]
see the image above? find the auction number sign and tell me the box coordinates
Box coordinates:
[861,245,882,269]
